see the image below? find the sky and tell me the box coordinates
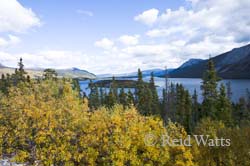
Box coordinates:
[0,0,250,74]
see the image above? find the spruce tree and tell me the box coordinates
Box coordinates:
[72,79,81,97]
[43,68,57,80]
[106,90,116,108]
[99,87,104,105]
[135,68,143,103]
[149,72,160,115]
[111,76,118,101]
[136,69,153,115]
[11,58,28,85]
[143,86,153,115]
[217,84,232,126]
[127,89,134,106]
[88,80,100,109]
[201,59,219,119]
[176,84,186,124]
[192,89,200,125]
[184,90,192,133]
[18,58,27,81]
[234,97,249,126]
[0,74,8,94]
[161,88,167,118]
[136,69,144,112]
[119,87,127,107]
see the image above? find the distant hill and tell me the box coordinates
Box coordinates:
[98,68,174,78]
[170,44,250,79]
[56,67,96,79]
[0,66,96,79]
[178,59,204,69]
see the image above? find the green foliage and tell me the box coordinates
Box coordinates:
[127,89,135,105]
[201,59,220,118]
[88,80,100,109]
[135,69,160,116]
[43,68,58,80]
[149,72,161,115]
[118,87,127,106]
[0,58,30,95]
[216,84,232,126]
[193,118,250,166]
[72,78,81,97]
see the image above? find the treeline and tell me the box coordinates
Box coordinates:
[88,59,250,133]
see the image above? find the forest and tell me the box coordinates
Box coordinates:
[0,58,250,165]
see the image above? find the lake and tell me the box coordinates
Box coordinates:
[79,77,250,103]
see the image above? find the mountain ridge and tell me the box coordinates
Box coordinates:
[0,65,96,79]
[170,44,250,79]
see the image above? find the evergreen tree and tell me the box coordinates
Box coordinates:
[88,80,100,109]
[136,69,144,112]
[26,75,31,83]
[234,97,250,126]
[127,89,134,106]
[17,58,27,81]
[43,68,57,80]
[72,79,81,97]
[161,88,167,118]
[149,72,160,115]
[184,90,192,133]
[0,74,8,94]
[111,76,118,101]
[99,87,104,105]
[11,58,28,85]
[192,89,200,126]
[175,84,184,120]
[105,90,116,108]
[118,87,127,107]
[144,86,153,115]
[136,69,154,115]
[135,68,143,103]
[201,59,219,119]
[216,84,232,125]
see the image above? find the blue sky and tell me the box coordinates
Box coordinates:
[0,0,250,74]
[15,0,183,52]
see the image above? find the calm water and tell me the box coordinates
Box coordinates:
[79,77,250,103]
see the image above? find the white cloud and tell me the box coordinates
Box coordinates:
[1,0,250,75]
[134,8,159,25]
[0,35,21,48]
[0,50,91,69]
[94,38,114,50]
[0,0,41,33]
[119,35,139,45]
[144,0,250,43]
[76,9,94,17]
[131,0,250,70]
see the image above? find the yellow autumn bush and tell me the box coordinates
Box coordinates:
[0,80,195,165]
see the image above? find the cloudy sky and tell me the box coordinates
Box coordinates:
[0,0,250,74]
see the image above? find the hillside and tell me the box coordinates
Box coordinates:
[0,66,96,79]
[170,44,250,79]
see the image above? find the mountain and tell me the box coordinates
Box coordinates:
[179,59,204,68]
[170,44,250,79]
[0,65,96,79]
[98,68,174,78]
[56,67,96,79]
